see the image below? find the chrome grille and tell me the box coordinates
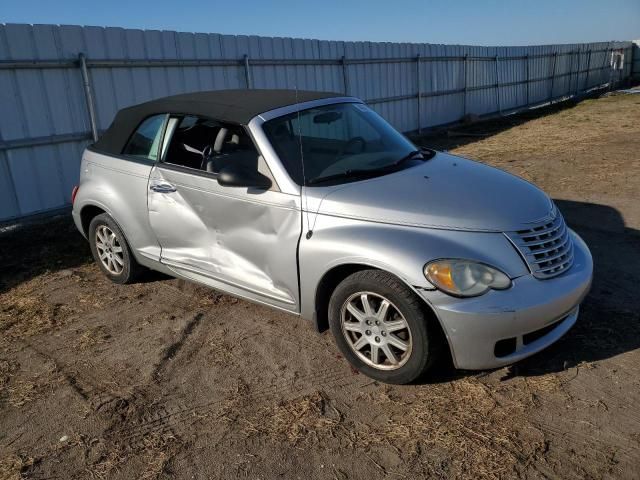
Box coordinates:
[506,211,574,279]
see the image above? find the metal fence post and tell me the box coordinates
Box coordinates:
[416,54,422,134]
[495,55,501,115]
[574,50,580,95]
[549,52,558,102]
[602,44,611,87]
[462,53,468,116]
[583,49,592,92]
[78,53,99,142]
[341,56,349,95]
[525,53,529,106]
[243,54,252,89]
[568,50,574,96]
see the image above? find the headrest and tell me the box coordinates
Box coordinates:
[213,127,228,153]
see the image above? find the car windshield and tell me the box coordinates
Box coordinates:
[263,102,424,186]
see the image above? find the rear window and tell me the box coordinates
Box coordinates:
[122,114,167,161]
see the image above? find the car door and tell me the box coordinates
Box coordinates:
[147,115,302,313]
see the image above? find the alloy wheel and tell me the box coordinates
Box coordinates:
[95,225,124,275]
[340,291,413,370]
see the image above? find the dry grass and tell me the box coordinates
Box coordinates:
[235,380,546,479]
[241,392,343,446]
[0,283,75,339]
[138,432,181,480]
[449,95,640,198]
[0,454,33,480]
[0,359,18,390]
[6,380,39,408]
[206,328,235,366]
[453,97,639,160]
[350,379,546,479]
[75,325,111,350]
[85,432,181,480]
[4,362,62,408]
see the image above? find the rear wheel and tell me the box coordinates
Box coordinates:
[88,213,142,284]
[328,270,440,384]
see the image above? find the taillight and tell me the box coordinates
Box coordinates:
[71,185,79,204]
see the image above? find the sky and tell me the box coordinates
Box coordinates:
[1,0,639,46]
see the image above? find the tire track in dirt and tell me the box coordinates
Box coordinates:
[535,419,640,475]
[15,279,365,453]
[534,403,640,461]
[104,282,371,446]
[529,363,640,475]
[16,286,203,422]
[117,364,368,444]
[152,311,205,381]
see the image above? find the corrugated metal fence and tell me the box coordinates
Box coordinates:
[0,23,634,222]
[633,40,640,79]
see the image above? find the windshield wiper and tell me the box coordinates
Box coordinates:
[390,149,424,168]
[307,148,435,186]
[307,169,385,185]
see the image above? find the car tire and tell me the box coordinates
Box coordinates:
[88,213,143,284]
[328,269,441,384]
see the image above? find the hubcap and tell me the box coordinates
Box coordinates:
[95,225,124,275]
[340,292,412,371]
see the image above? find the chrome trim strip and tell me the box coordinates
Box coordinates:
[257,96,362,122]
[517,218,563,238]
[530,242,572,264]
[524,231,570,256]
[513,223,567,247]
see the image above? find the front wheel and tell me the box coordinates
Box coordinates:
[328,270,440,384]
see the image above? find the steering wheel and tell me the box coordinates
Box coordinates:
[200,144,215,170]
[336,136,366,159]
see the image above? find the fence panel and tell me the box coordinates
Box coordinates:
[0,23,633,222]
[633,41,640,79]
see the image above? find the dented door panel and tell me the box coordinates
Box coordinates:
[148,164,302,311]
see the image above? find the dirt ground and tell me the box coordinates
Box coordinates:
[1,92,639,479]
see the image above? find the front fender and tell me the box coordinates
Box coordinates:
[298,213,529,321]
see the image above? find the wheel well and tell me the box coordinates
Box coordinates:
[314,264,371,332]
[80,205,106,237]
[313,265,451,365]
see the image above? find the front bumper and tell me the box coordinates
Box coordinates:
[420,230,593,370]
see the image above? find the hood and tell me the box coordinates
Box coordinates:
[307,152,554,232]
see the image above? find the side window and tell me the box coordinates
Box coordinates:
[163,116,216,170]
[122,114,167,161]
[162,116,262,176]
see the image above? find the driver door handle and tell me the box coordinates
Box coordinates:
[150,183,177,193]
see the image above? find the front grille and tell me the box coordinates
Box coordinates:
[506,209,574,279]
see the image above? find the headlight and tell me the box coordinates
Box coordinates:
[424,259,511,297]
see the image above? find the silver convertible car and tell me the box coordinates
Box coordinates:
[72,90,593,384]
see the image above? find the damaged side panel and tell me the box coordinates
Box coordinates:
[148,165,302,312]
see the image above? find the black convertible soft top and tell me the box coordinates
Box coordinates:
[92,89,343,155]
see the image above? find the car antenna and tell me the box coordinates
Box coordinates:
[294,85,313,240]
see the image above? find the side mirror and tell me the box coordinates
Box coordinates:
[217,163,272,189]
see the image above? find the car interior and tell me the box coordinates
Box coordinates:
[162,115,261,175]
